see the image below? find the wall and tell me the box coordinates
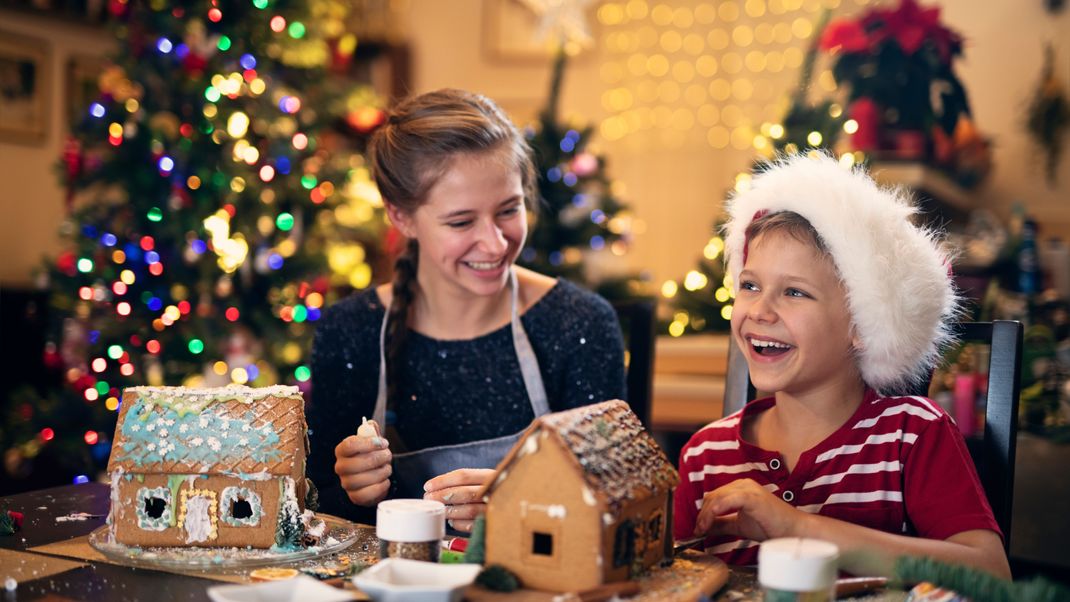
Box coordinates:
[1,1,1068,289]
[0,10,113,286]
[407,0,1070,289]
[943,1,1070,238]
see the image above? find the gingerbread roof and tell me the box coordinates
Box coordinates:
[107,385,305,477]
[482,400,679,514]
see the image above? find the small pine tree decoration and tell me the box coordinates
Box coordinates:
[519,48,644,302]
[464,514,487,565]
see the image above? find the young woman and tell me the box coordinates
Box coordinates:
[309,89,626,530]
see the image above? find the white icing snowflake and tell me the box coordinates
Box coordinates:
[147,443,156,451]
[198,416,210,429]
[158,429,169,438]
[190,437,204,447]
[164,419,175,426]
[179,424,188,434]
[237,437,249,447]
[207,437,221,451]
[220,420,230,431]
[145,422,156,432]
[130,424,141,433]
[241,423,251,432]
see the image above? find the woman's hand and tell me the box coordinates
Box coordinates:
[334,435,392,506]
[694,478,806,542]
[423,468,495,533]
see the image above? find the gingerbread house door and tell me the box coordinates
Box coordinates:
[180,489,218,544]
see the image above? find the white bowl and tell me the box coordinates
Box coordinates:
[352,558,482,602]
[206,575,355,602]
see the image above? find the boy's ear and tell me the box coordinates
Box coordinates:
[384,202,415,238]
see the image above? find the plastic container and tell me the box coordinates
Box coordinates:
[758,538,839,602]
[376,499,446,563]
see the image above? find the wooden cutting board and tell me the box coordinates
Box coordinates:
[464,550,730,602]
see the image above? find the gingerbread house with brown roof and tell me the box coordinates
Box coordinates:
[479,399,680,592]
[105,385,309,548]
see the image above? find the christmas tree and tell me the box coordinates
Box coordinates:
[659,228,734,337]
[519,48,644,301]
[2,0,385,490]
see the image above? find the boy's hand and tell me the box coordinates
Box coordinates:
[334,435,392,506]
[423,468,494,533]
[694,479,806,542]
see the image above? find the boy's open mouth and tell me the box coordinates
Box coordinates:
[748,337,794,357]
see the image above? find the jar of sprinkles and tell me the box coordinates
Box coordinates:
[376,499,445,563]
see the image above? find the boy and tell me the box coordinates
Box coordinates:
[674,155,1010,578]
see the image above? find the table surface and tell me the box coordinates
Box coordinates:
[0,482,234,601]
[0,483,900,601]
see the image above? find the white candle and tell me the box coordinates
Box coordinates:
[758,538,839,601]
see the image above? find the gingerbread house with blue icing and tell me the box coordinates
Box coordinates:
[479,399,680,592]
[105,385,309,548]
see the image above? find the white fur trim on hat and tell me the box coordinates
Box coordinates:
[723,154,961,394]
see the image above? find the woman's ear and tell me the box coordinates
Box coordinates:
[384,202,415,238]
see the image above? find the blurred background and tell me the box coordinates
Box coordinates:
[0,0,1068,583]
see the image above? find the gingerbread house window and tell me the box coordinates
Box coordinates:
[135,486,173,531]
[648,512,663,539]
[612,519,636,568]
[220,486,262,527]
[532,531,554,556]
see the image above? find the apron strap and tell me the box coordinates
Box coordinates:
[509,269,550,416]
[373,296,390,427]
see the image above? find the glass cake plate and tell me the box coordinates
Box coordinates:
[88,514,379,571]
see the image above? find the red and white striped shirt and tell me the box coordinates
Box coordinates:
[673,389,1000,565]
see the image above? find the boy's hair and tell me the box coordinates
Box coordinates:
[745,210,830,258]
[723,153,961,394]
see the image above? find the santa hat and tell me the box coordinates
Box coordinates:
[723,154,961,394]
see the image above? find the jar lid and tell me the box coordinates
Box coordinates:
[376,499,446,542]
[758,537,839,592]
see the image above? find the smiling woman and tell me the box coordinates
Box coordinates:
[307,89,627,530]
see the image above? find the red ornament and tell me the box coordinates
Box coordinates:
[43,347,63,370]
[570,152,599,177]
[62,136,84,213]
[6,510,24,531]
[182,52,208,75]
[107,0,127,17]
[327,38,355,72]
[170,185,192,208]
[847,98,881,152]
[312,276,331,294]
[56,251,78,276]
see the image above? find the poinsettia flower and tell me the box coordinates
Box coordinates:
[859,0,960,62]
[819,19,870,53]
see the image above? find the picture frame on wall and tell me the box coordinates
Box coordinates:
[0,30,50,145]
[481,0,597,63]
[66,54,106,127]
